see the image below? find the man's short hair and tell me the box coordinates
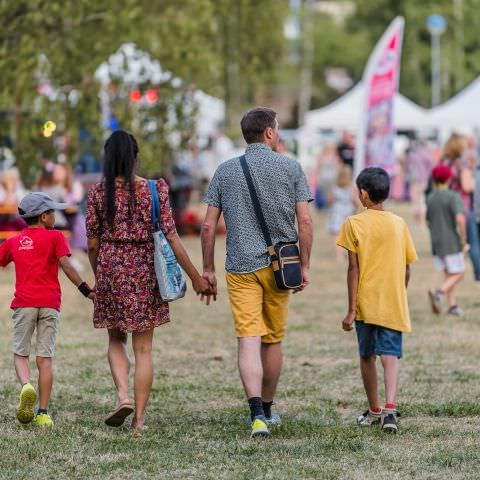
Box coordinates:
[240,107,277,144]
[356,167,390,204]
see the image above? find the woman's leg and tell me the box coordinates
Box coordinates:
[107,328,131,405]
[132,329,154,429]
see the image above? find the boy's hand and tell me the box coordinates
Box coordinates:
[342,312,355,331]
[88,292,96,302]
[463,243,470,253]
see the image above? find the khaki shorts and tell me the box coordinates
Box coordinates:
[12,308,60,357]
[226,266,290,344]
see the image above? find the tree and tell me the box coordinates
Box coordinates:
[352,0,480,107]
[0,0,142,178]
[310,12,370,108]
[0,0,291,178]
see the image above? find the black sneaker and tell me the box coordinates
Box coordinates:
[382,410,399,433]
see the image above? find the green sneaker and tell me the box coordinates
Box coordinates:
[251,416,270,438]
[34,413,54,427]
[17,383,37,424]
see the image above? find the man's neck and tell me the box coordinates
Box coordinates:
[248,142,272,150]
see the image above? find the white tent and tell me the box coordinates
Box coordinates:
[303,82,429,131]
[427,76,480,130]
[298,82,429,170]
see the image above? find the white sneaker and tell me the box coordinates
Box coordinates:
[357,408,382,426]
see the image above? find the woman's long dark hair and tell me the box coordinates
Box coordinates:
[103,130,139,225]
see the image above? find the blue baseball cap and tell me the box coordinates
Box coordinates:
[18,192,69,218]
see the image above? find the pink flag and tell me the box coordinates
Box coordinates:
[355,17,405,176]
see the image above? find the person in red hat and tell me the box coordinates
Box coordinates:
[426,164,468,316]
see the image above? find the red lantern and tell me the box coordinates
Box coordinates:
[130,89,141,102]
[146,89,158,104]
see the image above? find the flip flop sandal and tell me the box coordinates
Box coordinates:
[105,402,134,427]
[132,425,148,440]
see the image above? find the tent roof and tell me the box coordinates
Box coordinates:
[428,76,480,128]
[304,82,429,130]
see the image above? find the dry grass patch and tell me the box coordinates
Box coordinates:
[0,204,480,479]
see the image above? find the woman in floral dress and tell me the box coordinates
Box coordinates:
[86,130,210,436]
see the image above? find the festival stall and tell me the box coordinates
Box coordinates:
[302,82,428,131]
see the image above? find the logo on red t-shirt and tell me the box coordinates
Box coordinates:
[19,236,34,251]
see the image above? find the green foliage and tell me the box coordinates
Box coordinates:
[352,0,480,107]
[310,13,370,108]
[5,0,478,171]
[0,0,289,179]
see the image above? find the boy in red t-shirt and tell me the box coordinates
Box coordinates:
[0,192,94,427]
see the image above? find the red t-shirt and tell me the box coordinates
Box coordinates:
[0,227,71,310]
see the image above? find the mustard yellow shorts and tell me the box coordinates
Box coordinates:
[226,266,290,344]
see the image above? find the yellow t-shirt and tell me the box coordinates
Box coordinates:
[337,209,418,333]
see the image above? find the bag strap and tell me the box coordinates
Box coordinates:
[239,155,276,258]
[147,180,161,231]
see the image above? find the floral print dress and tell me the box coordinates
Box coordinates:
[86,179,176,333]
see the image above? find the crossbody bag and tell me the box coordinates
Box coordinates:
[239,155,303,290]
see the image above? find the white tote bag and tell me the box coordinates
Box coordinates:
[148,180,186,302]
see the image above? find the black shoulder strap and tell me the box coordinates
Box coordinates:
[239,155,275,256]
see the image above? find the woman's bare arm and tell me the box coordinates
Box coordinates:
[87,238,100,275]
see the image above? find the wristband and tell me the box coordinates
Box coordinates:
[78,282,93,298]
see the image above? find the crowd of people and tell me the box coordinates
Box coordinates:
[0,110,478,440]
[313,130,480,298]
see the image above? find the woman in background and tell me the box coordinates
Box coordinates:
[54,162,87,253]
[443,134,480,282]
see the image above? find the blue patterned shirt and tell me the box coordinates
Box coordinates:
[204,143,313,273]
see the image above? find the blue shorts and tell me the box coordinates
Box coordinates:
[355,321,403,359]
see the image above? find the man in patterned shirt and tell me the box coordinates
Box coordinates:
[201,107,313,437]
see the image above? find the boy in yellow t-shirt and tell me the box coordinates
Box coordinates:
[337,167,417,433]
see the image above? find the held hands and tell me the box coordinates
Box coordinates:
[342,311,355,331]
[192,272,217,305]
[199,271,217,306]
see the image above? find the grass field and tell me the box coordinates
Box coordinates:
[1,204,480,479]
